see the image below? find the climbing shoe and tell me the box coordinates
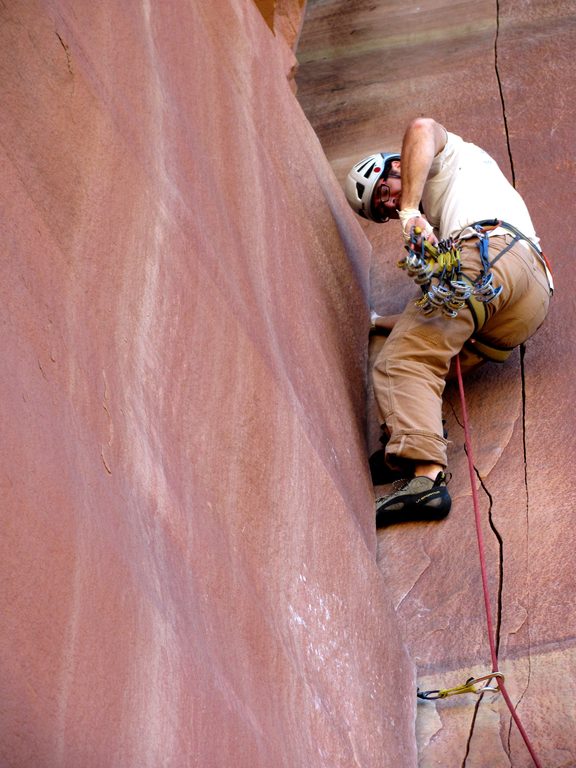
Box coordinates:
[375,472,451,528]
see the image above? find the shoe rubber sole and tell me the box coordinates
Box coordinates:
[376,487,451,528]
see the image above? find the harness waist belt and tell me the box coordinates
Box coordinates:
[465,336,514,363]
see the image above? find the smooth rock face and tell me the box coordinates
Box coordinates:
[297,1,576,766]
[1,1,418,766]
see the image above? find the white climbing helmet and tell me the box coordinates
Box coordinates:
[345,152,400,222]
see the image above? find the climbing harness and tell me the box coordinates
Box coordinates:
[417,672,505,700]
[398,219,554,364]
[474,218,554,295]
[418,356,544,768]
[397,229,510,362]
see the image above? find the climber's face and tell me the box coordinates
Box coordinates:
[372,160,402,221]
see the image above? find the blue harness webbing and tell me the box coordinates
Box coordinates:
[462,219,554,362]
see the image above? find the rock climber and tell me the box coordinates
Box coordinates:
[345,117,553,527]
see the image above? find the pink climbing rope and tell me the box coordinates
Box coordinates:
[455,354,543,768]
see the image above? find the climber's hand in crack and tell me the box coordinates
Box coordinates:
[370,311,402,335]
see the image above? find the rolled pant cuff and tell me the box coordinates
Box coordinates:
[385,430,448,468]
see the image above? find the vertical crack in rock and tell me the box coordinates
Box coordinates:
[461,697,481,767]
[446,399,506,761]
[496,0,535,743]
[447,396,504,650]
[494,0,515,186]
[462,690,513,768]
[456,458,506,763]
[475,467,504,655]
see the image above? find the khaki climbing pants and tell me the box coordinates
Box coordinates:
[373,235,551,469]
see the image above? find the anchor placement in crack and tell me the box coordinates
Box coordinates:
[417,672,505,700]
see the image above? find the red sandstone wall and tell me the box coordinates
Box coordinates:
[0,1,419,767]
[297,2,576,767]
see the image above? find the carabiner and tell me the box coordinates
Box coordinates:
[417,688,443,700]
[467,672,505,693]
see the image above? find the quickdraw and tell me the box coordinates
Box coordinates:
[398,227,503,318]
[417,672,505,701]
